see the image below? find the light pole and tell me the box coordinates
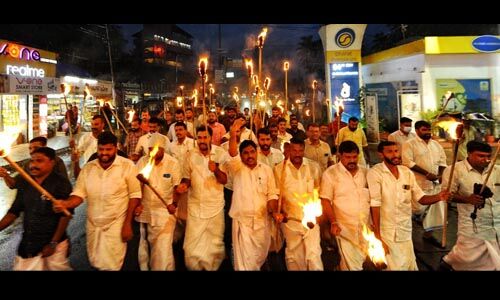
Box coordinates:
[312,80,318,123]
[283,61,289,117]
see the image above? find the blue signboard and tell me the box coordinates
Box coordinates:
[330,62,360,123]
[472,35,500,53]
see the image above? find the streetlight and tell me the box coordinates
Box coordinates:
[283,61,289,117]
[257,27,268,86]
[312,80,318,123]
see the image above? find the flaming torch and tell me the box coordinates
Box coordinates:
[334,97,345,144]
[361,224,388,270]
[136,145,170,209]
[60,83,73,140]
[436,119,464,248]
[326,98,331,124]
[311,80,318,123]
[300,189,323,229]
[0,131,72,217]
[257,27,268,85]
[127,109,136,124]
[245,59,254,133]
[198,57,208,129]
[283,61,289,116]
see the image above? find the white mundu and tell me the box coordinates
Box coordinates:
[367,162,425,270]
[136,153,181,271]
[71,155,142,270]
[227,157,279,270]
[182,144,229,271]
[442,161,500,270]
[320,163,370,270]
[274,158,323,271]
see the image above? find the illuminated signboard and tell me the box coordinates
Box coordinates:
[330,62,360,122]
[0,43,41,61]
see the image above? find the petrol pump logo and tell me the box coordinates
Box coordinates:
[335,28,355,48]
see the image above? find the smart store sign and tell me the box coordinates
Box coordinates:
[1,42,46,78]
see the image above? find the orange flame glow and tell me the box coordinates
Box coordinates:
[283,61,289,71]
[139,144,160,179]
[362,224,388,266]
[127,110,135,123]
[436,120,463,140]
[312,80,318,90]
[198,57,208,77]
[298,189,322,229]
[0,128,21,157]
[264,77,271,90]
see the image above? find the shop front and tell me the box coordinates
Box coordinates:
[0,39,58,143]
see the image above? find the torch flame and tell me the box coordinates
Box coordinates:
[312,80,318,90]
[435,120,463,140]
[127,110,135,123]
[277,100,284,113]
[176,96,183,108]
[257,27,268,47]
[259,100,266,108]
[245,59,254,77]
[60,83,71,96]
[334,97,344,116]
[198,57,208,77]
[264,77,271,90]
[233,93,240,102]
[305,109,311,117]
[362,224,388,266]
[84,84,91,99]
[192,89,198,107]
[299,189,322,229]
[252,75,259,86]
[139,144,160,180]
[0,128,21,157]
[283,61,289,71]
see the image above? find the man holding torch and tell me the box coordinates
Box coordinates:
[53,132,142,271]
[441,141,500,270]
[175,125,229,271]
[0,147,73,270]
[226,118,279,270]
[368,141,451,270]
[135,133,181,271]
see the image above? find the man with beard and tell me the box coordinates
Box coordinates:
[207,111,226,146]
[0,136,68,189]
[441,141,500,270]
[140,110,151,134]
[286,118,307,141]
[367,141,450,270]
[135,117,170,159]
[320,141,370,270]
[402,120,447,247]
[335,117,370,167]
[123,118,144,160]
[277,118,293,146]
[175,125,229,270]
[305,123,333,173]
[388,117,416,152]
[226,120,279,270]
[257,128,284,168]
[0,147,72,270]
[221,106,237,132]
[269,123,282,151]
[270,138,323,270]
[53,132,142,270]
[167,109,194,143]
[267,106,282,128]
[135,133,181,270]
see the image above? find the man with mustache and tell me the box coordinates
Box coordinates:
[320,141,370,270]
[335,116,370,167]
[226,119,279,270]
[207,111,226,146]
[53,132,142,270]
[0,136,68,189]
[134,117,170,160]
[175,125,229,270]
[441,141,500,270]
[256,128,284,168]
[402,120,447,248]
[0,147,72,270]
[123,118,144,160]
[270,138,323,270]
[368,141,450,270]
[72,114,105,163]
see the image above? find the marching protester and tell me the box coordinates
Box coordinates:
[335,117,371,167]
[388,117,416,152]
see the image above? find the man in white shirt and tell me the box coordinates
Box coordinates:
[368,141,450,270]
[53,132,142,270]
[256,128,284,168]
[134,117,170,160]
[402,120,448,247]
[320,141,370,270]
[135,133,181,270]
[227,120,279,270]
[70,114,105,174]
[270,138,323,270]
[441,141,500,270]
[175,125,229,271]
[388,117,416,152]
[277,118,293,146]
[168,109,194,143]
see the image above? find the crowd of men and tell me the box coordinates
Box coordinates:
[0,106,498,271]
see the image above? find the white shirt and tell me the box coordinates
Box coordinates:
[135,132,171,157]
[402,136,447,191]
[221,127,258,144]
[367,163,426,242]
[226,158,279,227]
[71,156,142,227]
[273,158,322,221]
[442,160,500,241]
[277,131,293,145]
[168,121,194,142]
[167,137,195,162]
[257,147,284,168]
[182,145,229,218]
[388,130,416,152]
[77,132,98,163]
[320,163,370,243]
[135,153,181,226]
